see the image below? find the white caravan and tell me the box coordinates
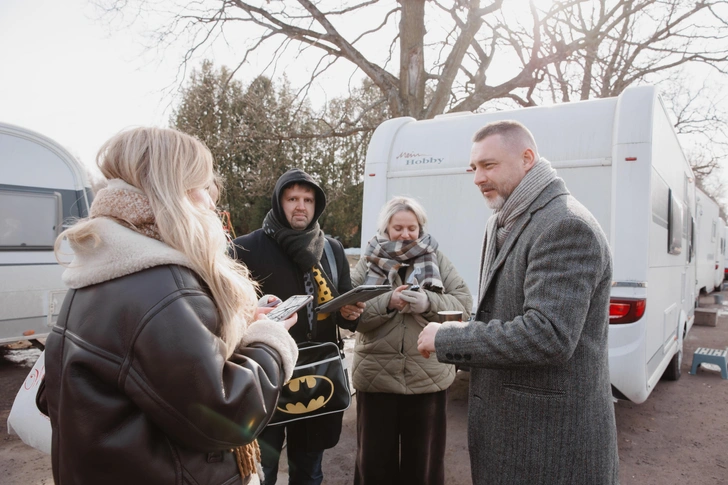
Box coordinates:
[718,219,726,289]
[0,122,91,345]
[725,226,728,282]
[695,189,724,294]
[362,85,695,403]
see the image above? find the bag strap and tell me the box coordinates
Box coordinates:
[323,238,345,354]
[324,238,338,288]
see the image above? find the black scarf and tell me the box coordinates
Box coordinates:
[262,210,325,271]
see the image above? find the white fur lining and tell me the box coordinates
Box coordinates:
[239,321,299,382]
[62,218,193,289]
[63,217,299,381]
[106,178,145,194]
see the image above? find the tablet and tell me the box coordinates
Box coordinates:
[316,285,392,314]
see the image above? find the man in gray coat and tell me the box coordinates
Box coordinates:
[418,120,619,484]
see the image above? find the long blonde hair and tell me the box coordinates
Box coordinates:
[56,127,257,358]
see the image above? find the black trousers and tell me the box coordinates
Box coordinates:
[354,390,448,485]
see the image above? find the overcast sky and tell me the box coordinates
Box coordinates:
[0,0,390,174]
[0,0,188,170]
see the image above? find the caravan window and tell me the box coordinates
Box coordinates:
[667,189,683,255]
[651,173,669,230]
[0,189,62,250]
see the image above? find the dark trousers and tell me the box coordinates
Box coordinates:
[354,390,448,485]
[258,425,324,485]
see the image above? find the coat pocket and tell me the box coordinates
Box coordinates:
[170,439,243,485]
[502,383,566,399]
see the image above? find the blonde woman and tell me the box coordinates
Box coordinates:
[351,196,472,485]
[38,127,298,485]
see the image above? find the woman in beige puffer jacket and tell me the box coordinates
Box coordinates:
[351,196,472,485]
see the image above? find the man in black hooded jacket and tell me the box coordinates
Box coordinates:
[232,168,362,485]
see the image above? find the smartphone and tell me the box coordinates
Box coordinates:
[266,295,313,322]
[262,297,283,308]
[408,277,420,292]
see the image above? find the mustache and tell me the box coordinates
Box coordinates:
[478,184,495,191]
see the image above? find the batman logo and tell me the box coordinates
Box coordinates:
[277,375,334,414]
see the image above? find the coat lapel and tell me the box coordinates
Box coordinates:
[478,211,532,301]
[477,179,570,306]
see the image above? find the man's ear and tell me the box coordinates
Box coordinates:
[522,148,537,172]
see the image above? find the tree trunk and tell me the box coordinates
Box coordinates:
[580,35,597,100]
[398,0,426,118]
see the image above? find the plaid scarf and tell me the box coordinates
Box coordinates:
[363,233,443,292]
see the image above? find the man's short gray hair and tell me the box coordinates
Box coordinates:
[472,120,539,156]
[377,196,428,238]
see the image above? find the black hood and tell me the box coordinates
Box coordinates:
[271,168,327,230]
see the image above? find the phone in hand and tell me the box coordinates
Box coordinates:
[266,295,313,322]
[262,297,283,307]
[407,277,421,292]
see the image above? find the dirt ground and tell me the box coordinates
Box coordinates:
[2,292,727,485]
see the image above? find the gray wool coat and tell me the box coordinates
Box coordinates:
[435,178,619,485]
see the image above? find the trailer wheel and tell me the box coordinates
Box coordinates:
[663,321,685,381]
[663,346,682,381]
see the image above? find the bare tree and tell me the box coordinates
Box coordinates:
[536,0,728,102]
[98,0,591,120]
[100,0,728,121]
[658,75,728,214]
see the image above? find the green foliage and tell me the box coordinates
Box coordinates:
[171,61,386,246]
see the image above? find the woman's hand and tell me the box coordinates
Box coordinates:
[278,313,298,331]
[255,294,281,319]
[400,289,430,314]
[387,285,411,312]
[340,302,365,321]
[255,295,297,330]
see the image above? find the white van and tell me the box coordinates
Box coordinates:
[0,122,91,346]
[695,188,725,294]
[362,85,695,403]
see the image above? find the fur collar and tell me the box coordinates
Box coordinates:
[62,218,193,289]
[62,218,299,381]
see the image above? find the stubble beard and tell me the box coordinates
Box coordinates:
[485,193,506,211]
[482,175,521,211]
[288,212,311,230]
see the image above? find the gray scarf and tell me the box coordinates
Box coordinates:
[480,158,557,294]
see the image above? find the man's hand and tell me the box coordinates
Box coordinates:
[417,322,442,359]
[340,302,365,321]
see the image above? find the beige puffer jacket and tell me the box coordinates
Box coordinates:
[351,250,472,394]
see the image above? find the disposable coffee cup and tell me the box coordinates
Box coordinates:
[438,310,463,322]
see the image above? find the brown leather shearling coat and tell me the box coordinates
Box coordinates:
[40,263,287,485]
